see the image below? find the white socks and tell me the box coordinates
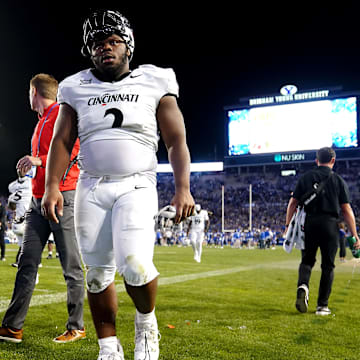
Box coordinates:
[136,308,156,324]
[98,336,118,354]
[98,310,156,354]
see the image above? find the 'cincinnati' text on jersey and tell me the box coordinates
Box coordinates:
[88,93,139,106]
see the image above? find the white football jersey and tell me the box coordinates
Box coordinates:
[58,64,179,179]
[8,176,32,218]
[189,210,209,232]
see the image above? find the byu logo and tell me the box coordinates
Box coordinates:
[280,85,298,96]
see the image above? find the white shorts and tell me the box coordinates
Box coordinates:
[74,172,159,285]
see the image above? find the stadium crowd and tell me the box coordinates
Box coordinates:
[157,159,360,247]
[2,160,360,250]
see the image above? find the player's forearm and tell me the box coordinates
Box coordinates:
[168,141,191,193]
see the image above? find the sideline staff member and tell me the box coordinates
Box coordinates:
[0,74,85,343]
[285,147,360,316]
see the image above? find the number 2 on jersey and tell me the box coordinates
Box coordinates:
[104,108,123,128]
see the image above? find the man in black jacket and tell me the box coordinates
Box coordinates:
[285,147,360,315]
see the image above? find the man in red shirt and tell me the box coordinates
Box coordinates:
[0,74,85,344]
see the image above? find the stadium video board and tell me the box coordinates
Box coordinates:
[224,87,360,166]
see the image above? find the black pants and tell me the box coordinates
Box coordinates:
[297,215,339,307]
[2,192,85,330]
[0,228,5,259]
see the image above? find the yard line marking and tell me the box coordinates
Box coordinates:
[40,265,62,269]
[0,260,298,313]
[157,259,300,285]
[158,265,261,285]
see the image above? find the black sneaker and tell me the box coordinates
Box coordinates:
[296,284,309,313]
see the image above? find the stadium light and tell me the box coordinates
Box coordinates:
[157,162,224,173]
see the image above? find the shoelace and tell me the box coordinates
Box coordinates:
[61,329,83,339]
[65,330,79,337]
[143,333,150,360]
[135,329,161,359]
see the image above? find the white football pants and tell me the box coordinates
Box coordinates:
[74,172,159,287]
[189,231,204,262]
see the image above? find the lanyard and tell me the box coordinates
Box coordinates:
[31,103,59,157]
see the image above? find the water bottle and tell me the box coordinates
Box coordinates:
[347,236,360,258]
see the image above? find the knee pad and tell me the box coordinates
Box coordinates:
[122,255,159,287]
[86,266,116,293]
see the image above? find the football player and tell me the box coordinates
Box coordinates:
[7,170,33,267]
[41,10,194,360]
[232,229,241,248]
[187,204,210,262]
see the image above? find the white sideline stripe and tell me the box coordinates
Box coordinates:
[33,289,51,293]
[0,260,298,313]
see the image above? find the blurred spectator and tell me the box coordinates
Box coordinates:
[338,222,347,262]
[0,200,6,260]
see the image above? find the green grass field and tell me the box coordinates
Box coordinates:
[0,244,359,360]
